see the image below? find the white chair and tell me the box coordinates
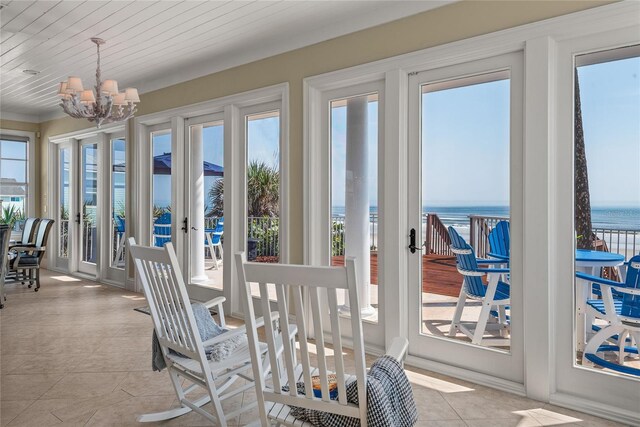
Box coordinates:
[128,238,269,426]
[236,252,409,427]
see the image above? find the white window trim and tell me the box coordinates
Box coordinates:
[0,129,36,218]
[304,2,639,424]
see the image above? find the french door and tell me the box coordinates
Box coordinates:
[407,52,524,383]
[52,130,127,284]
[78,138,99,276]
[184,114,225,291]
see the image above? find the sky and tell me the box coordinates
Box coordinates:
[151,114,279,208]
[15,54,633,216]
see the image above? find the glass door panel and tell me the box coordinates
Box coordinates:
[246,110,280,262]
[59,146,71,259]
[187,119,224,288]
[408,52,523,382]
[110,137,126,269]
[245,108,280,298]
[79,140,98,275]
[151,129,172,247]
[572,47,640,377]
[330,93,379,320]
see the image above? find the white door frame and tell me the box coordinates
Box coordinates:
[77,136,100,277]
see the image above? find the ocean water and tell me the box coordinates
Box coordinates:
[331,205,639,231]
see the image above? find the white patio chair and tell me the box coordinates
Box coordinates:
[236,252,409,427]
[128,238,270,426]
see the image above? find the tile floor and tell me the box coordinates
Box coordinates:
[0,270,627,426]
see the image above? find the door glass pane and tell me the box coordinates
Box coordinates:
[190,121,224,289]
[573,48,640,376]
[81,143,98,264]
[59,148,70,258]
[246,111,280,263]
[330,93,379,320]
[420,72,511,350]
[152,130,172,247]
[111,138,126,268]
[246,110,280,299]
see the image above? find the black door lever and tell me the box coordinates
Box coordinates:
[181,217,188,233]
[409,228,423,253]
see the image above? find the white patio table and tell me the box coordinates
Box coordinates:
[575,249,625,353]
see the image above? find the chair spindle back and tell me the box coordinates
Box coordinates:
[236,253,368,425]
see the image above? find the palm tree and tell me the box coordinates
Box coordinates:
[574,69,594,250]
[208,160,279,217]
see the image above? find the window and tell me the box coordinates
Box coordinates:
[0,135,29,218]
[572,45,640,376]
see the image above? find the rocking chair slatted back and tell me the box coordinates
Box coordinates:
[236,253,368,426]
[128,240,204,362]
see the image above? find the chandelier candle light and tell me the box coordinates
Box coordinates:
[58,38,140,128]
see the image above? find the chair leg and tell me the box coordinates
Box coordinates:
[472,302,493,345]
[35,269,40,292]
[449,287,467,336]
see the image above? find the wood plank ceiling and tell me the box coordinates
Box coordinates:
[0,0,451,121]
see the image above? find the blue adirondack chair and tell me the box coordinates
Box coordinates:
[488,220,510,261]
[448,226,511,346]
[578,255,640,376]
[114,215,126,264]
[153,212,172,247]
[205,217,224,270]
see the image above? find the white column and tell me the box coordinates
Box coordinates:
[342,96,375,316]
[190,125,207,282]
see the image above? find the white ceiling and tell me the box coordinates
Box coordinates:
[0,0,451,122]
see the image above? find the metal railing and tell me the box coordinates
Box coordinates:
[331,213,378,257]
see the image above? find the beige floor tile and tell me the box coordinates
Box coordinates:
[0,356,26,375]
[83,395,175,427]
[67,351,150,373]
[0,400,33,426]
[0,270,626,427]
[41,372,127,399]
[116,371,178,397]
[0,373,64,401]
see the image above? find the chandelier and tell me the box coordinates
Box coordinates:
[58,38,140,128]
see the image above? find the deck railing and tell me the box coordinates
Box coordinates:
[331,213,378,257]
[469,215,508,258]
[424,213,452,255]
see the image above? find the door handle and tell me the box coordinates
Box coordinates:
[75,213,81,224]
[181,217,188,233]
[409,228,423,253]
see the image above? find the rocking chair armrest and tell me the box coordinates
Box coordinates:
[200,313,280,347]
[203,296,226,309]
[386,337,409,362]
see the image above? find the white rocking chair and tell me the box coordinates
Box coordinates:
[236,252,409,427]
[128,238,269,426]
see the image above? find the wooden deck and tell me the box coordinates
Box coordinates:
[331,253,462,298]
